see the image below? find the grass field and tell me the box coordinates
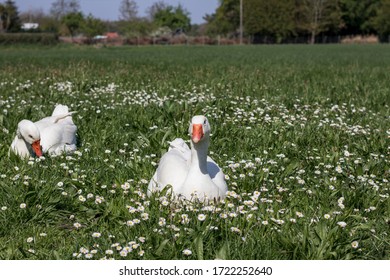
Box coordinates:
[0,44,389,260]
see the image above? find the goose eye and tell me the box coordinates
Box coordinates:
[28,134,33,138]
[203,120,207,125]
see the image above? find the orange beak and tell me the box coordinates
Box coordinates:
[32,140,42,157]
[192,124,204,143]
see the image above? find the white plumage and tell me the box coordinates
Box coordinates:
[148,115,227,201]
[10,104,77,158]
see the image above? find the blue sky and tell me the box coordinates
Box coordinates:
[14,0,220,24]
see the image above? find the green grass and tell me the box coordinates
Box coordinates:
[0,44,389,260]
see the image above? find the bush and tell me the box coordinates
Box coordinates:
[125,36,153,45]
[341,35,379,44]
[0,33,59,45]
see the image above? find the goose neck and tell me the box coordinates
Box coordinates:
[190,139,209,173]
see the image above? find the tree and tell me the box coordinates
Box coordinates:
[119,0,138,21]
[0,4,4,32]
[61,12,84,38]
[296,0,342,44]
[373,0,390,41]
[0,0,21,32]
[118,0,143,38]
[39,16,61,33]
[205,0,240,36]
[19,8,45,23]
[244,0,296,43]
[152,4,191,32]
[50,0,80,20]
[82,14,106,38]
[19,8,61,33]
[147,1,168,20]
[339,0,379,35]
[118,18,156,38]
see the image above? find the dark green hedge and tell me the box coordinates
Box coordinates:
[0,33,58,45]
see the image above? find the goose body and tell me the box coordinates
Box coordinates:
[148,116,227,201]
[10,104,77,158]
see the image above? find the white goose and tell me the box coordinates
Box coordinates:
[10,104,77,158]
[148,115,227,201]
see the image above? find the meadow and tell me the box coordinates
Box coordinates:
[0,44,388,260]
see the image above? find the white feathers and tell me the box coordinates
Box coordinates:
[10,104,77,158]
[148,115,227,201]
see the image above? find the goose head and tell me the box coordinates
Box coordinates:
[17,120,42,157]
[189,115,210,144]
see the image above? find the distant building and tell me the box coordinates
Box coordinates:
[93,33,120,41]
[93,35,108,40]
[21,23,39,31]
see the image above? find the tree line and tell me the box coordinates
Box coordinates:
[206,0,390,43]
[1,0,390,43]
[0,0,192,39]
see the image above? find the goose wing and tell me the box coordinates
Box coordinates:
[148,138,190,195]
